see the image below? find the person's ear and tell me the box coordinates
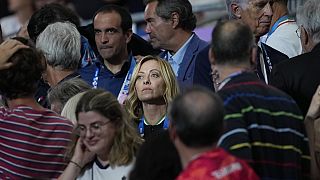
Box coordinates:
[250,45,257,69]
[231,3,242,19]
[209,48,216,66]
[171,12,179,29]
[300,26,311,53]
[125,29,133,44]
[168,122,177,141]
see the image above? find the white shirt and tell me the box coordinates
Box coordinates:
[265,21,302,58]
[77,160,134,180]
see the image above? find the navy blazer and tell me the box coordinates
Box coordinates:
[160,34,214,91]
[270,43,320,116]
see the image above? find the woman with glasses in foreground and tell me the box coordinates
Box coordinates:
[59,89,143,180]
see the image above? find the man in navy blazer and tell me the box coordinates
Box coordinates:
[144,0,213,91]
[270,0,320,117]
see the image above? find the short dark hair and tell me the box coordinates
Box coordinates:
[169,87,225,148]
[93,4,132,33]
[211,20,254,65]
[144,0,196,31]
[0,38,45,100]
[27,3,80,43]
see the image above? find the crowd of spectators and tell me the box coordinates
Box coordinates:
[0,0,320,179]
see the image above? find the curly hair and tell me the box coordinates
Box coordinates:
[125,55,179,121]
[0,41,45,100]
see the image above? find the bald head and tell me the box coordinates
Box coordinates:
[210,20,254,66]
[169,87,225,148]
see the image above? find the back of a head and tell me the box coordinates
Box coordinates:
[28,3,80,43]
[169,87,225,148]
[36,21,81,71]
[0,41,44,100]
[47,78,91,113]
[296,0,320,45]
[211,20,254,66]
[144,0,196,32]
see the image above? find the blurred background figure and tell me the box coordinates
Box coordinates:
[47,78,91,114]
[129,131,182,180]
[126,55,179,140]
[0,25,3,43]
[59,89,143,180]
[0,0,36,39]
[0,38,73,179]
[304,85,320,179]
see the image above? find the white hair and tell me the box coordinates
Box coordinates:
[36,21,81,70]
[296,0,320,44]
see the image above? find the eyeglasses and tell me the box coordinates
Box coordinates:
[295,26,301,38]
[76,121,111,137]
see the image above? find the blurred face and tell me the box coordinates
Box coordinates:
[9,0,33,12]
[239,0,272,39]
[77,111,116,156]
[144,1,174,50]
[135,60,166,103]
[94,12,132,61]
[0,25,3,43]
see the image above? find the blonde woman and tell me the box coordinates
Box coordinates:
[126,55,179,140]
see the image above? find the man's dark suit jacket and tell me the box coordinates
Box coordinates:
[160,34,214,91]
[270,43,320,116]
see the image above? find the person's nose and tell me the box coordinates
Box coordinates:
[100,32,109,44]
[145,23,151,34]
[85,128,94,139]
[143,75,151,85]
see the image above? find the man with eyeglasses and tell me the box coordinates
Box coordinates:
[270,0,320,117]
[261,0,302,58]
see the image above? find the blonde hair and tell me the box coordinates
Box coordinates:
[61,92,86,125]
[125,55,179,121]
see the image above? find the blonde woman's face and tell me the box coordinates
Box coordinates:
[135,60,166,104]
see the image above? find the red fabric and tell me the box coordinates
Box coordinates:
[176,148,259,180]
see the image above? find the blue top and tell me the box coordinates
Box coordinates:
[79,55,135,97]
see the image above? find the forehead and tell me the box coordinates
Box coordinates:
[247,0,270,5]
[144,1,159,18]
[94,11,122,28]
[78,111,109,125]
[139,60,161,72]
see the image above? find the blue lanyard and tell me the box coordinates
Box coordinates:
[138,116,169,136]
[91,55,136,91]
[267,15,290,39]
[117,56,136,104]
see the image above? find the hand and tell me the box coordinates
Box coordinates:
[0,39,29,70]
[306,85,320,120]
[71,138,95,168]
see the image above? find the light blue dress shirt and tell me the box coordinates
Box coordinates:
[166,34,194,76]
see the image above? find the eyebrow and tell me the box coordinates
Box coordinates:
[138,69,161,73]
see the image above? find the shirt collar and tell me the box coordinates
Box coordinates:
[167,34,194,65]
